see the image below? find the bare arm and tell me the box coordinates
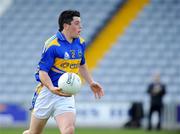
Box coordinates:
[79,64,104,99]
[39,70,54,90]
[79,64,94,85]
[39,70,71,96]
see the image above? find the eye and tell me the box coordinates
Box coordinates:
[75,22,80,25]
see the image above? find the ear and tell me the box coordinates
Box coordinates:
[63,23,69,30]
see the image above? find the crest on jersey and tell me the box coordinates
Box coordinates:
[64,52,70,59]
[78,50,82,58]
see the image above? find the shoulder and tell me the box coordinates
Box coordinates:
[162,83,166,88]
[42,35,60,53]
[77,36,86,51]
[77,36,85,45]
[149,83,154,87]
[45,35,60,49]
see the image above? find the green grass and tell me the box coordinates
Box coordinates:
[0,127,180,134]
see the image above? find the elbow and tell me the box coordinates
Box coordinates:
[39,70,48,79]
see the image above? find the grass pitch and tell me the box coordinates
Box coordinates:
[0,127,180,134]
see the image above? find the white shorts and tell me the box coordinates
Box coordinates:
[31,85,76,119]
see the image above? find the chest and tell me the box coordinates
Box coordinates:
[152,84,163,94]
[57,43,83,59]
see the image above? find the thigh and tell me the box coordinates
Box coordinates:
[53,96,76,117]
[33,87,54,119]
[149,106,154,115]
[157,106,162,117]
[55,112,76,131]
[29,113,48,134]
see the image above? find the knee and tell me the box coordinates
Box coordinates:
[66,126,75,134]
[29,131,41,134]
[23,129,41,134]
[22,130,29,134]
[61,125,75,134]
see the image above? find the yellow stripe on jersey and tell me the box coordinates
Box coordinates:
[51,67,64,74]
[47,38,60,49]
[44,36,60,50]
[53,58,81,73]
[79,36,85,44]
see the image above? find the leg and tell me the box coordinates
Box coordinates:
[148,106,153,130]
[23,86,53,134]
[157,107,162,130]
[55,112,76,134]
[22,114,48,134]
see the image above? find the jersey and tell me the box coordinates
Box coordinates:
[35,31,86,87]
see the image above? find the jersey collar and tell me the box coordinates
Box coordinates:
[56,31,66,41]
[56,31,78,44]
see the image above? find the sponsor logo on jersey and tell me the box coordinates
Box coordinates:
[64,52,70,59]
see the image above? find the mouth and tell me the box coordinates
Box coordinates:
[78,30,81,34]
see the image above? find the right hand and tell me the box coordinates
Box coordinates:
[49,86,72,97]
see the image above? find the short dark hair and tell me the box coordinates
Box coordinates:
[58,10,80,31]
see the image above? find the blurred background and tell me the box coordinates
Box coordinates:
[0,0,180,134]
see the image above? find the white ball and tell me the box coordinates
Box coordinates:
[58,72,82,95]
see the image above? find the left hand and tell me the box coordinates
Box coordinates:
[90,81,104,99]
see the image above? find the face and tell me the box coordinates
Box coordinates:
[153,73,161,83]
[66,16,82,38]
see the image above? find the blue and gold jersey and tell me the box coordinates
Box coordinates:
[35,31,86,87]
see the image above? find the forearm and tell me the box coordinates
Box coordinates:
[79,64,104,99]
[39,70,54,90]
[79,64,94,85]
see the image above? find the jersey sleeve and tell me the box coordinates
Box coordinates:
[80,42,86,65]
[38,46,56,72]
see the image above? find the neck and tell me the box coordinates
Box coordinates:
[62,30,73,43]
